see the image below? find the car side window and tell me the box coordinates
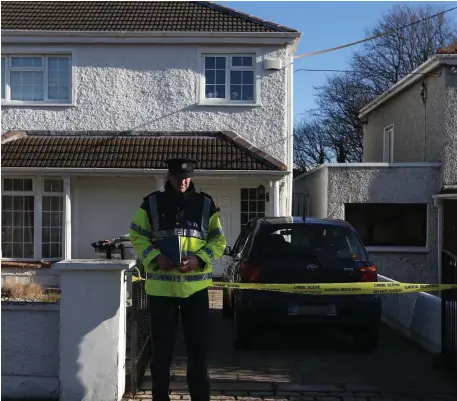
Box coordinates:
[233,222,253,255]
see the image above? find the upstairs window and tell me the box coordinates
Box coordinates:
[201,54,257,105]
[1,55,72,104]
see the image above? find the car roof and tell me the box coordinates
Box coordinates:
[252,216,354,229]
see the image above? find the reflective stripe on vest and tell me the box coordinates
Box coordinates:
[152,228,206,240]
[146,272,213,282]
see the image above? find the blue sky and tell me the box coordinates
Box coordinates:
[220,1,457,122]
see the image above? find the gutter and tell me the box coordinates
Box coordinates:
[1,30,301,39]
[1,30,301,45]
[359,54,457,119]
[1,167,288,179]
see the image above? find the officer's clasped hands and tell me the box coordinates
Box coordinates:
[156,253,200,273]
[180,256,200,273]
[156,254,173,271]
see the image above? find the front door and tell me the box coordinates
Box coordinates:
[198,186,241,277]
[443,199,457,255]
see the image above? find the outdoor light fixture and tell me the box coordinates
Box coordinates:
[257,184,269,201]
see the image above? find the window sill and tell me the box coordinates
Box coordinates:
[2,101,76,107]
[197,101,262,107]
[1,260,55,269]
[366,246,430,253]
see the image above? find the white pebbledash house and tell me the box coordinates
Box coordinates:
[1,1,301,277]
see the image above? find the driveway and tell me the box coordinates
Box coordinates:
[131,289,457,401]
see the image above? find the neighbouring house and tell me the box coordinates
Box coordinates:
[294,42,457,284]
[0,1,301,278]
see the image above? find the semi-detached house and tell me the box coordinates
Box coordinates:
[1,1,302,277]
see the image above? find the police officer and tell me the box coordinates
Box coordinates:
[129,158,226,401]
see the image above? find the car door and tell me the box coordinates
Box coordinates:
[227,222,255,302]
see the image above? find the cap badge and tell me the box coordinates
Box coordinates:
[181,163,188,169]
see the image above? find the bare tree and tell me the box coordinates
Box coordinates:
[293,114,333,172]
[294,3,457,167]
[352,3,457,93]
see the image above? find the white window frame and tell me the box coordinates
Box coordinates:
[383,125,394,163]
[1,176,71,261]
[197,48,261,107]
[1,48,75,107]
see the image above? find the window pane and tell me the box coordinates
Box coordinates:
[24,243,34,258]
[205,57,215,69]
[230,85,241,100]
[43,179,63,193]
[242,71,254,85]
[13,243,23,258]
[205,70,215,85]
[10,71,44,101]
[215,85,225,98]
[2,243,13,258]
[242,86,254,101]
[2,223,13,242]
[230,71,241,85]
[1,57,5,99]
[2,196,13,210]
[24,179,33,191]
[42,194,64,259]
[2,211,13,226]
[241,188,249,199]
[3,179,13,191]
[215,57,225,69]
[48,58,70,100]
[215,70,225,85]
[11,56,43,68]
[232,56,242,67]
[242,56,253,66]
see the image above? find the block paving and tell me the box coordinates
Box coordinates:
[124,289,457,401]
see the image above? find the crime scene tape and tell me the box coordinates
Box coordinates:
[130,272,457,295]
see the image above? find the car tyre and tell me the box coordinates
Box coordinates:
[222,289,233,318]
[233,304,252,350]
[352,321,380,353]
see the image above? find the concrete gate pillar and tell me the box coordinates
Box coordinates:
[53,259,135,401]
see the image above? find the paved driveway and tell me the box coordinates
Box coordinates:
[131,289,457,401]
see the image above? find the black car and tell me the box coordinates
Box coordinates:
[221,216,382,352]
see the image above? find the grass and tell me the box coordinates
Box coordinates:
[2,278,60,302]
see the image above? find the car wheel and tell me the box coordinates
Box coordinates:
[352,322,380,353]
[222,289,233,318]
[233,304,252,350]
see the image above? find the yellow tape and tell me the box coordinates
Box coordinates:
[130,275,457,295]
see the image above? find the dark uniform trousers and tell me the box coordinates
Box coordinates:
[149,288,210,401]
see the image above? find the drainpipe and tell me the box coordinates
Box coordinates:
[286,53,294,215]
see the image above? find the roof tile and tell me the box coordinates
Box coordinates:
[1,1,297,33]
[1,131,286,171]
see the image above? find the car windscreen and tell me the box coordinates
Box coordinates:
[251,223,368,262]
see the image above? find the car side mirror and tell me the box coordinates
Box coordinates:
[223,246,233,256]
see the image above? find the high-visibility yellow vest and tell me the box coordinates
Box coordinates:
[129,184,226,298]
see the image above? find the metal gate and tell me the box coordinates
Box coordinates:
[127,262,151,396]
[442,250,457,370]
